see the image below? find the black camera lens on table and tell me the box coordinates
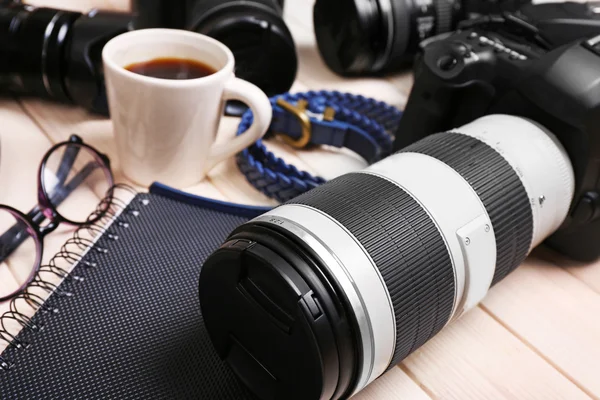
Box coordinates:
[0,0,297,115]
[0,1,131,114]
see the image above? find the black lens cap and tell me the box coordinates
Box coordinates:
[192,3,297,97]
[200,238,343,400]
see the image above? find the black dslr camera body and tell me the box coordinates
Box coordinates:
[395,14,600,261]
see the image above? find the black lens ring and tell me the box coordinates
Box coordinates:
[403,132,534,285]
[314,0,388,75]
[288,172,456,371]
[371,0,395,72]
[228,223,360,400]
[189,0,297,96]
[41,10,80,102]
[380,0,412,73]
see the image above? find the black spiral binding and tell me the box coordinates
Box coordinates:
[0,184,145,371]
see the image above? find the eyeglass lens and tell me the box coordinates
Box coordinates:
[42,143,112,223]
[0,210,37,300]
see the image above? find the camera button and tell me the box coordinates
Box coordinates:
[450,42,470,57]
[571,193,598,224]
[584,35,600,56]
[438,55,459,71]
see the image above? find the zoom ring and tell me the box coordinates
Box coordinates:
[434,0,456,34]
[288,173,455,371]
[403,132,533,285]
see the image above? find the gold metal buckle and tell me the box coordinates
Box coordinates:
[275,98,335,149]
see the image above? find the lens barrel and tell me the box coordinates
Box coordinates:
[188,0,297,97]
[0,4,80,101]
[200,115,575,400]
[313,0,463,76]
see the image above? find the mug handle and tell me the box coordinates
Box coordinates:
[203,77,272,173]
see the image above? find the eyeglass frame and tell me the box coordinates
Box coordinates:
[0,135,114,302]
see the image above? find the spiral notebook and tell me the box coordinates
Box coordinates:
[0,183,272,399]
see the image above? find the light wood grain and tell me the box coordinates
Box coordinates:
[353,367,432,400]
[403,307,591,400]
[481,257,600,397]
[536,246,600,296]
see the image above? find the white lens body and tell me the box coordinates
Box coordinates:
[364,151,496,319]
[255,115,575,397]
[456,115,575,250]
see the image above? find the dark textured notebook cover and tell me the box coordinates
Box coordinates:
[0,186,270,399]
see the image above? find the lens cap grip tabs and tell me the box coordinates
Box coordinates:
[199,239,342,400]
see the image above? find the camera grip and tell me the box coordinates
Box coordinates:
[547,217,600,262]
[393,53,495,152]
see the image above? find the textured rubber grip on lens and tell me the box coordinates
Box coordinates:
[434,0,456,34]
[287,173,455,371]
[403,132,533,285]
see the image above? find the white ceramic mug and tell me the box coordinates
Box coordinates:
[102,29,272,188]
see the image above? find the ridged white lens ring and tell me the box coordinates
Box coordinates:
[456,115,575,249]
[363,151,496,318]
[255,204,396,395]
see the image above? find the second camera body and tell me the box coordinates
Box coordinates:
[395,15,600,261]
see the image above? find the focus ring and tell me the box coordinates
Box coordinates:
[403,132,533,285]
[434,0,455,34]
[287,173,455,370]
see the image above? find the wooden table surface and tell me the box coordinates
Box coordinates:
[1,1,600,399]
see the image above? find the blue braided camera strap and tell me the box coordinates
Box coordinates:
[235,91,403,202]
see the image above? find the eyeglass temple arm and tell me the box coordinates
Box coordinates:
[55,144,81,187]
[0,161,99,263]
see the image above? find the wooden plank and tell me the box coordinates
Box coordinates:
[403,307,591,400]
[24,0,129,12]
[481,255,600,398]
[354,367,432,400]
[536,246,600,296]
[566,260,600,296]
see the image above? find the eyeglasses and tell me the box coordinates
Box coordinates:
[0,135,114,302]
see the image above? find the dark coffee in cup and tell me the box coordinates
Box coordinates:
[125,57,216,80]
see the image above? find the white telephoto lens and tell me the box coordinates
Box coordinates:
[200,114,576,400]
